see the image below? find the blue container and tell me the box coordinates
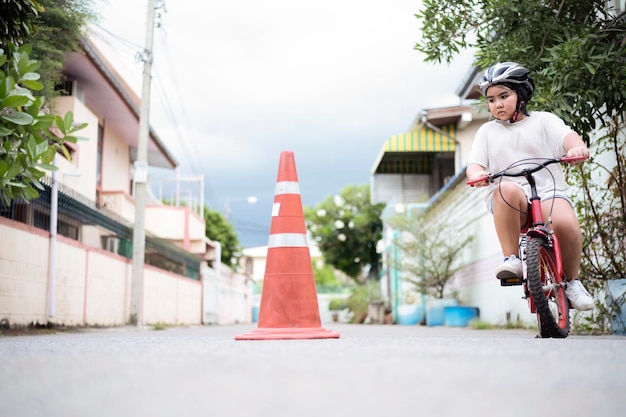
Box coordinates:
[606,279,626,335]
[397,304,424,325]
[252,306,260,323]
[444,306,479,327]
[426,299,459,326]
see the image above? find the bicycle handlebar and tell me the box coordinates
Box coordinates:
[466,155,588,187]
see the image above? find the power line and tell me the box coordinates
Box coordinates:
[152,41,204,175]
[90,20,215,205]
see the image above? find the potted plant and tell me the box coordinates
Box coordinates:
[389,213,474,326]
[328,297,346,322]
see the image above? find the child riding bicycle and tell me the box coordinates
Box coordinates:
[466,62,594,311]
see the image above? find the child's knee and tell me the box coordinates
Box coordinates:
[493,182,526,205]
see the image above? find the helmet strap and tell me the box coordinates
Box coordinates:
[509,100,526,123]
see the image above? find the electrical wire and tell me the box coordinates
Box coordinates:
[90,20,215,205]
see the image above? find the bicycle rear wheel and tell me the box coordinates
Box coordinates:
[526,237,570,338]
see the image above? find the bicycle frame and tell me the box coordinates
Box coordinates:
[524,169,564,313]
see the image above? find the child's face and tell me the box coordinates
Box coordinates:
[486,85,518,121]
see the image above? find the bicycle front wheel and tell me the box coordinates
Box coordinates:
[526,237,570,338]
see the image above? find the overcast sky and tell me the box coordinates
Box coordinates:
[94,0,476,247]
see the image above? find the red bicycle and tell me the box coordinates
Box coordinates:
[467,155,587,338]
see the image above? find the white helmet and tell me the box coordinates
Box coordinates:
[478,62,534,97]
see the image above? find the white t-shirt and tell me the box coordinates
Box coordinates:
[467,111,575,206]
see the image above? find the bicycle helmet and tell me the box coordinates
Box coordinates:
[478,62,535,122]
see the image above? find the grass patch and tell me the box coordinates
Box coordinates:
[151,322,170,331]
[468,318,537,331]
[468,319,494,330]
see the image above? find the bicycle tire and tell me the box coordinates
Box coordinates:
[525,237,570,338]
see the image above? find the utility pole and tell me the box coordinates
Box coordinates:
[130,0,157,326]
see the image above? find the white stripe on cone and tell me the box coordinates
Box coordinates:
[268,233,308,248]
[274,181,300,195]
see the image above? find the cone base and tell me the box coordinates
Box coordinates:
[234,327,340,341]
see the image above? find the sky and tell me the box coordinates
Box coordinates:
[94,0,476,247]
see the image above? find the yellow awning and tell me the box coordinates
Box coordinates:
[371,125,457,175]
[384,125,456,152]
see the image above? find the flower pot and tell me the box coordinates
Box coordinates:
[443,306,479,327]
[606,278,626,335]
[397,304,424,325]
[426,299,459,326]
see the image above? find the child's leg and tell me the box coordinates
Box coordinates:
[492,182,528,256]
[542,198,582,280]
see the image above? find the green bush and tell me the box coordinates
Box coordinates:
[328,297,346,311]
[344,282,380,324]
[0,43,86,205]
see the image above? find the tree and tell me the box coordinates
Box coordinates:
[204,206,241,268]
[29,0,96,99]
[1,1,95,100]
[1,0,95,204]
[415,0,625,141]
[304,184,385,284]
[388,214,473,299]
[0,44,86,205]
[568,120,626,333]
[0,1,43,47]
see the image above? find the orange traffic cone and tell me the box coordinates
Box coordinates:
[235,151,340,340]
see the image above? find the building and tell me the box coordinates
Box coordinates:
[0,34,251,327]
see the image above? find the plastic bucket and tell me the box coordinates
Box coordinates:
[397,304,424,325]
[426,299,459,326]
[443,306,479,327]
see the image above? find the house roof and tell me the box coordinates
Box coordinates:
[455,65,482,101]
[62,37,178,169]
[411,105,474,130]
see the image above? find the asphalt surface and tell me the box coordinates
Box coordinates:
[1,324,625,417]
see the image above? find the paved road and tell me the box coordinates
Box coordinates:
[1,324,624,417]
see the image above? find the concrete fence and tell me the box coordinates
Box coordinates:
[0,217,251,328]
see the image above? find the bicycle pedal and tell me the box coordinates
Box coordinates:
[500,277,524,286]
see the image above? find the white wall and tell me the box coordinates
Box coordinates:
[53,96,100,202]
[201,263,252,325]
[0,218,216,327]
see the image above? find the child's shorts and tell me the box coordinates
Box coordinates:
[487,182,574,216]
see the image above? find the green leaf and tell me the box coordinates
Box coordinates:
[60,145,72,161]
[35,113,54,126]
[3,164,22,180]
[10,85,35,101]
[37,163,58,171]
[26,61,41,73]
[63,135,78,144]
[1,94,29,108]
[35,139,48,157]
[21,79,43,91]
[64,111,74,129]
[21,72,40,81]
[584,62,596,75]
[23,186,41,199]
[55,115,66,135]
[1,111,33,125]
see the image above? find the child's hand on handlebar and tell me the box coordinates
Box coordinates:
[467,170,490,187]
[565,146,589,164]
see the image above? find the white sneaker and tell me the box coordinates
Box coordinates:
[496,255,523,279]
[565,279,595,311]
